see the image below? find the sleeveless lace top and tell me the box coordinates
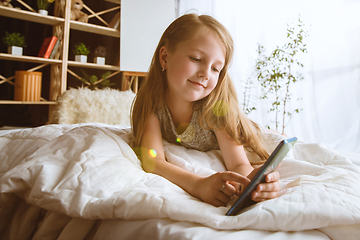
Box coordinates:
[155,105,219,152]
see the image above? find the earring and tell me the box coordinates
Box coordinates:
[161,60,166,71]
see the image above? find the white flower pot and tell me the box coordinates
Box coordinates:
[8,46,23,56]
[38,9,48,16]
[94,57,105,65]
[75,55,87,63]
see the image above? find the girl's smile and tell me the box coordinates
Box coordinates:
[188,79,206,88]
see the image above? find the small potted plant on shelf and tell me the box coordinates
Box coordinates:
[37,0,55,16]
[2,31,27,56]
[73,42,90,63]
[80,70,114,90]
[93,45,106,65]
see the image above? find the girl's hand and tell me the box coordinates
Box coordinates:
[248,167,281,202]
[193,172,250,207]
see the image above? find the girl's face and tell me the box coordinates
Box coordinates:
[160,31,226,105]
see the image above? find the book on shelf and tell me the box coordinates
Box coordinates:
[38,36,58,58]
[49,39,60,59]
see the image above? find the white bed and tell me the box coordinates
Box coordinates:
[1,123,359,240]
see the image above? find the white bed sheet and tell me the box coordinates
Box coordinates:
[1,200,331,240]
[1,123,360,240]
[88,219,330,240]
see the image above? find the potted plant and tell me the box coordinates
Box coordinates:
[73,42,90,63]
[37,0,55,16]
[256,18,308,134]
[93,45,106,65]
[2,31,27,56]
[79,70,114,90]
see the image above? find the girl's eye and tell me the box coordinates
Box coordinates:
[190,57,201,62]
[212,67,220,73]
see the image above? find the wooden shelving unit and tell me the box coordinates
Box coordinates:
[0,0,121,110]
[1,0,175,124]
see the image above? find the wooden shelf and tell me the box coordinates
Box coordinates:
[0,100,56,105]
[0,6,119,38]
[104,0,120,4]
[0,53,62,64]
[68,61,120,71]
[0,5,64,26]
[70,20,120,38]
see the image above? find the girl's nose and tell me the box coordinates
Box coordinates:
[197,66,211,80]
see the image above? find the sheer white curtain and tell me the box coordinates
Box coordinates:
[178,0,360,153]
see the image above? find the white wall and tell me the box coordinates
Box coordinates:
[178,0,360,153]
[120,0,175,72]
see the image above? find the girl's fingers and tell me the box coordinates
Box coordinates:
[219,181,237,197]
[252,190,279,201]
[257,181,280,192]
[266,171,280,182]
[201,172,251,207]
[216,192,232,205]
[227,181,242,195]
[221,172,250,185]
[252,181,281,202]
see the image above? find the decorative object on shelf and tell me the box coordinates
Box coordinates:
[0,0,13,8]
[38,9,48,16]
[49,39,61,59]
[80,70,114,90]
[256,18,308,134]
[38,36,58,58]
[93,45,106,65]
[70,0,88,23]
[37,0,55,16]
[2,31,27,56]
[7,46,23,56]
[73,42,90,63]
[14,71,42,102]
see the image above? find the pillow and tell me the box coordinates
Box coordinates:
[52,88,136,125]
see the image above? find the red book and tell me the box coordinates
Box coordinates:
[38,36,58,58]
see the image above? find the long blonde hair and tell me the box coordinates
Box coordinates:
[131,14,269,162]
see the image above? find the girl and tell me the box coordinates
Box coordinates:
[132,14,280,207]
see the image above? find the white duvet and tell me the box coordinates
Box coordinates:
[1,123,360,239]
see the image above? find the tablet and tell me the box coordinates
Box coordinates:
[225,137,297,216]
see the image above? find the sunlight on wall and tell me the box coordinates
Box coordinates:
[178,0,360,152]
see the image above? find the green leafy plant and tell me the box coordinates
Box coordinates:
[2,32,27,47]
[73,43,90,56]
[242,69,258,114]
[37,0,55,10]
[94,45,106,58]
[79,70,115,90]
[256,18,308,134]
